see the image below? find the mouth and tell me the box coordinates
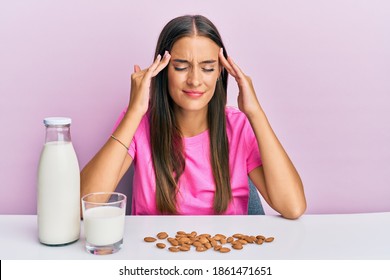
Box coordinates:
[183,90,204,98]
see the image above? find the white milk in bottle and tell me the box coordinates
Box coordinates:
[37,117,80,245]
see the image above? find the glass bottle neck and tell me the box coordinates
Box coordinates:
[45,125,72,143]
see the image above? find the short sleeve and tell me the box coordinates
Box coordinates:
[244,119,262,173]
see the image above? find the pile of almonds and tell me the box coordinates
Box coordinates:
[144,231,274,253]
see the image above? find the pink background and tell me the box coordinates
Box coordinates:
[1,0,389,215]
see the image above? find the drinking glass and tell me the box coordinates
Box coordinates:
[81,192,126,255]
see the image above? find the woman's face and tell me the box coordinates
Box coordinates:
[167,36,221,114]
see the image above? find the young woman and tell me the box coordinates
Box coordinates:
[80,15,306,218]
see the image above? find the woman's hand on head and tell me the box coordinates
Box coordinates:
[218,49,261,118]
[128,51,171,116]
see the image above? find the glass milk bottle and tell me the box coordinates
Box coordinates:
[37,117,80,245]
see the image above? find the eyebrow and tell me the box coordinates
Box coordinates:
[172,59,217,64]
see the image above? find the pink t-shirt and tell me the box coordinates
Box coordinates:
[113,106,262,215]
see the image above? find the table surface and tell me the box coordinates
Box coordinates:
[1,213,389,260]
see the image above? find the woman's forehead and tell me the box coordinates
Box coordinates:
[170,36,220,61]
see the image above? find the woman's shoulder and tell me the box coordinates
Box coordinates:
[225,106,253,140]
[225,106,248,124]
[136,112,150,136]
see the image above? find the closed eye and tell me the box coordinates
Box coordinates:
[174,67,188,71]
[175,67,214,72]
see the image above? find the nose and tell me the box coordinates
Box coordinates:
[186,67,201,87]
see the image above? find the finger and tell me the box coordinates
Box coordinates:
[134,65,141,73]
[152,51,171,77]
[143,54,162,79]
[133,54,161,78]
[218,48,238,78]
[227,56,245,80]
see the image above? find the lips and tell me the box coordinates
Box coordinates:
[183,90,204,98]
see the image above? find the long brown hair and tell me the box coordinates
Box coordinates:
[149,15,231,214]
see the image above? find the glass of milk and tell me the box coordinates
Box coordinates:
[81,192,127,255]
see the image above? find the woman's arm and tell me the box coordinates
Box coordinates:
[247,109,306,219]
[219,49,306,219]
[80,52,171,199]
[80,110,140,199]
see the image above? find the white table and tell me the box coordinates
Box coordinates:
[0,213,389,260]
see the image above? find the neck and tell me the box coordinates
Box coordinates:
[174,107,208,137]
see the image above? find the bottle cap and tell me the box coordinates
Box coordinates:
[43,117,72,126]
